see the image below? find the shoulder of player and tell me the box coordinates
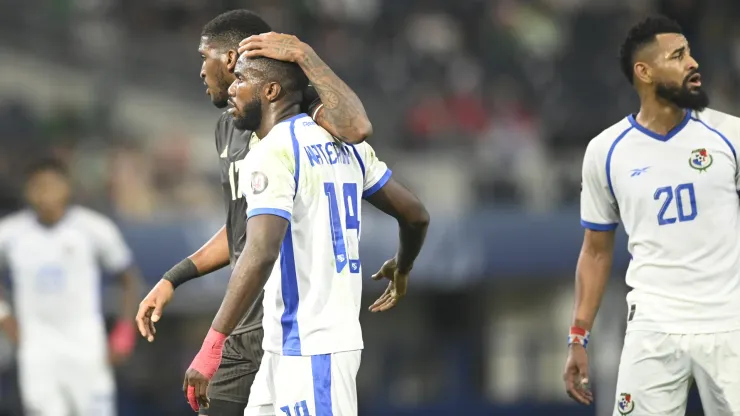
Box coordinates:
[216,110,232,128]
[585,117,634,157]
[213,111,234,150]
[67,206,119,231]
[349,141,375,161]
[259,121,298,149]
[0,210,34,236]
[246,129,294,164]
[691,108,740,138]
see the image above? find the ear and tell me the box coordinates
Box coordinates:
[263,82,283,102]
[633,62,652,84]
[225,49,239,73]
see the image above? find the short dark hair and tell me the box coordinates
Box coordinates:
[250,57,309,96]
[201,10,272,51]
[619,16,683,84]
[25,157,69,180]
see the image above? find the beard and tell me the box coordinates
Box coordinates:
[212,92,229,109]
[232,93,263,131]
[655,72,709,111]
[210,72,231,109]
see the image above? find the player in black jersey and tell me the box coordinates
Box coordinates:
[134,10,373,416]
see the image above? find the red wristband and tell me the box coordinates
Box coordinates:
[109,320,136,356]
[188,328,227,381]
[568,326,590,348]
[203,327,228,352]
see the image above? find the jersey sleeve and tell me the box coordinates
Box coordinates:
[355,142,392,199]
[580,140,620,231]
[242,140,296,222]
[95,217,134,274]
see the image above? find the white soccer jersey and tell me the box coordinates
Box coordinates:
[240,113,391,356]
[0,206,133,357]
[581,108,740,333]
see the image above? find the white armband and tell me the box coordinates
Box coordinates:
[311,103,324,121]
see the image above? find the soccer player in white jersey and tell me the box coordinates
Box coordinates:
[182,54,429,415]
[0,158,142,416]
[563,16,740,415]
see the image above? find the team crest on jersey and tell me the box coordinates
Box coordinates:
[689,148,713,172]
[617,393,635,414]
[250,171,268,194]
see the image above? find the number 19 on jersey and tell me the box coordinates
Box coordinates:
[324,182,361,274]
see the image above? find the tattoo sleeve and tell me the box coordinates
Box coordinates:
[297,49,372,144]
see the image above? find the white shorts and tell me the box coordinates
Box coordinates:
[19,352,116,416]
[244,350,361,416]
[613,330,740,416]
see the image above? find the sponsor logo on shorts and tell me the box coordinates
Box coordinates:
[617,392,635,414]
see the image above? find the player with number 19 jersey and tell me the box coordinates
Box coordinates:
[581,108,740,333]
[242,113,391,356]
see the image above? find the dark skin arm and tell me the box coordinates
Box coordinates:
[365,178,430,311]
[211,215,288,335]
[189,225,231,275]
[183,220,282,409]
[238,32,373,144]
[572,229,615,331]
[564,229,615,405]
[136,226,230,341]
[117,266,143,322]
[0,315,17,345]
[109,266,143,365]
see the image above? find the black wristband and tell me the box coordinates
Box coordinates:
[162,258,200,289]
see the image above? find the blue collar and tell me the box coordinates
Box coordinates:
[627,110,691,142]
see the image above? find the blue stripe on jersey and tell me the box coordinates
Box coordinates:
[282,112,309,125]
[363,169,392,199]
[279,224,301,355]
[247,208,291,221]
[311,354,333,416]
[289,117,302,199]
[627,111,690,142]
[580,219,618,231]
[691,117,737,160]
[350,145,366,177]
[606,126,634,201]
[280,115,305,356]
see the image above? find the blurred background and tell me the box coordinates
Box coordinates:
[0,0,734,414]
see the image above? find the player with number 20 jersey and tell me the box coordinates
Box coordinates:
[567,16,740,416]
[582,108,740,331]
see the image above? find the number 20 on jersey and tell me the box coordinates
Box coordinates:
[654,182,697,226]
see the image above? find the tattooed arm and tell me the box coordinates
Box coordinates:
[239,32,373,144]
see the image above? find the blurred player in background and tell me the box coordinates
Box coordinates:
[564,16,740,415]
[0,158,141,416]
[182,50,429,415]
[135,9,373,416]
